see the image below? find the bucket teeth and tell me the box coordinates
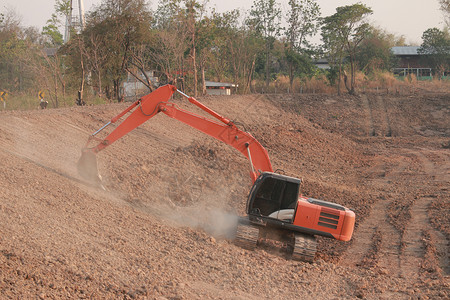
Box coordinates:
[77,150,102,184]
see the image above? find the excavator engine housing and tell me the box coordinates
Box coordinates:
[246,172,355,242]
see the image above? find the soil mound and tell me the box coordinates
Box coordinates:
[0,91,448,299]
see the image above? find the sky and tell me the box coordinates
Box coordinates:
[1,0,446,45]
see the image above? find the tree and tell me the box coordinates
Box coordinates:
[196,14,217,95]
[33,50,66,107]
[208,10,263,93]
[354,26,397,74]
[321,3,373,95]
[205,10,236,83]
[83,33,107,97]
[184,0,205,97]
[285,0,320,92]
[76,0,152,100]
[248,0,282,89]
[52,0,72,42]
[440,0,450,26]
[42,13,64,46]
[153,0,207,96]
[418,27,450,78]
[151,0,190,91]
[0,8,37,92]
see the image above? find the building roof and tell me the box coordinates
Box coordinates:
[42,48,58,57]
[391,46,420,56]
[42,47,58,57]
[314,58,329,64]
[205,81,236,88]
[314,58,330,69]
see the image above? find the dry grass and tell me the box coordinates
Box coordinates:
[252,75,336,94]
[359,71,450,95]
[0,92,112,111]
[3,72,449,111]
[250,71,449,96]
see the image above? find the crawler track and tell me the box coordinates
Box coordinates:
[234,223,259,250]
[291,234,317,262]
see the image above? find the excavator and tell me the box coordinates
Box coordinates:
[77,84,355,262]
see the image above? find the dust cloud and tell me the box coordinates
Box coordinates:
[171,204,239,240]
[147,189,240,240]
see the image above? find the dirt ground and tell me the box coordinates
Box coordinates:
[0,89,448,299]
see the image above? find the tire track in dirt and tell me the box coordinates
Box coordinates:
[360,95,393,137]
[376,95,393,137]
[340,158,405,276]
[400,195,434,280]
[340,146,449,296]
[401,149,450,279]
[340,195,401,273]
[361,94,375,136]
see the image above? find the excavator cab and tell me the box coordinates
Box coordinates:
[247,172,301,222]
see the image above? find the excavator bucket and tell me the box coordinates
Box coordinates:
[77,149,102,184]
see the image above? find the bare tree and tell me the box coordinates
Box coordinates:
[126,45,155,92]
[440,0,450,26]
[84,33,106,97]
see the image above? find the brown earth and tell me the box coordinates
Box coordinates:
[0,90,448,299]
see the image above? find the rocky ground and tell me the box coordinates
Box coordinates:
[0,89,448,299]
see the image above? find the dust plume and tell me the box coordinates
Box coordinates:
[147,188,240,240]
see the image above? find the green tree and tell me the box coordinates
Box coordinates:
[42,13,63,46]
[209,10,263,93]
[206,10,237,83]
[354,26,397,74]
[248,0,282,89]
[285,0,320,92]
[0,9,37,92]
[151,0,191,91]
[196,14,217,95]
[53,0,71,42]
[321,3,373,95]
[418,27,450,78]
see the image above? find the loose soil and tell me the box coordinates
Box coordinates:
[0,90,448,299]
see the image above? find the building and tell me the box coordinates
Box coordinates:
[122,71,159,100]
[205,81,237,96]
[42,48,58,57]
[390,46,432,79]
[314,58,331,70]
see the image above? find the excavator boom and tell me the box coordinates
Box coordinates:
[78,84,272,184]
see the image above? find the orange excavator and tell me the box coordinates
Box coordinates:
[78,84,355,262]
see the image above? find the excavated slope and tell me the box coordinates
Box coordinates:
[0,91,448,299]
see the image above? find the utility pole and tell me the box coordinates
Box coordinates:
[64,0,85,43]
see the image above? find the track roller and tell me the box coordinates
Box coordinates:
[235,223,260,250]
[291,234,317,262]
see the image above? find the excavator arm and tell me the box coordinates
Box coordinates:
[78,84,273,184]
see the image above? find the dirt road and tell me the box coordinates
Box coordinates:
[0,91,448,299]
